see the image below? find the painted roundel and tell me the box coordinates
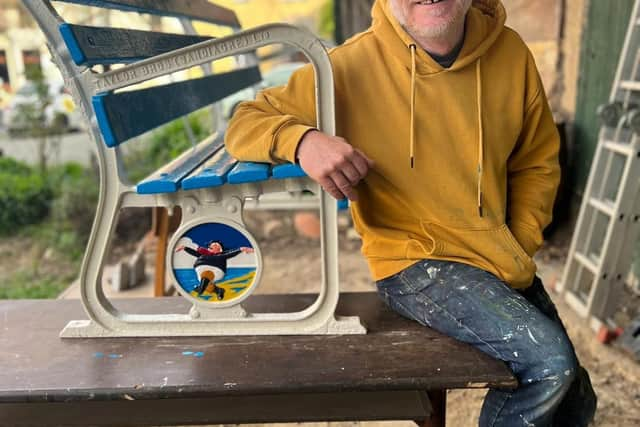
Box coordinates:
[172,222,259,304]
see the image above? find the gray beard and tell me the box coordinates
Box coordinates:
[389,0,471,40]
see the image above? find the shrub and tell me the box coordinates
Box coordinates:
[0,271,70,299]
[48,165,99,259]
[0,160,52,235]
[0,157,33,175]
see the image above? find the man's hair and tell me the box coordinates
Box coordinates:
[206,240,225,251]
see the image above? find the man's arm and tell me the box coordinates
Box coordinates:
[507,61,561,257]
[225,64,373,201]
[225,64,318,164]
[183,247,201,258]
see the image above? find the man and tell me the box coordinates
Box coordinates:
[176,241,254,299]
[225,0,597,425]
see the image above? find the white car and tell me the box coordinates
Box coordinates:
[3,81,83,134]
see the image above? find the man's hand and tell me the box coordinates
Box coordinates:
[296,130,374,201]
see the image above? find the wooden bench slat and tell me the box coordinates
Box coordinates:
[227,161,271,184]
[136,132,224,194]
[93,66,261,147]
[271,163,307,179]
[182,148,237,190]
[54,0,240,28]
[59,23,212,66]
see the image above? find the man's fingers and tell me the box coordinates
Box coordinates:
[319,176,346,200]
[330,171,358,201]
[351,153,370,178]
[341,161,363,186]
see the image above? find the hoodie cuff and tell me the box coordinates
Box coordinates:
[509,221,543,257]
[273,123,317,164]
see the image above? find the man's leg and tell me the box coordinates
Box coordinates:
[518,277,597,427]
[196,277,210,295]
[376,260,580,427]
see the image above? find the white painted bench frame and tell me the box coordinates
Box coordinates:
[23,0,365,337]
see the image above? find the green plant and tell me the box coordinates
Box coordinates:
[0,157,33,175]
[0,270,71,299]
[319,0,335,41]
[13,67,66,171]
[124,109,213,183]
[47,164,99,259]
[0,160,52,235]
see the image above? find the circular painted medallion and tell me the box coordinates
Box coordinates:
[171,222,260,305]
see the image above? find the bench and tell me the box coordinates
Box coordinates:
[23,0,360,337]
[0,293,517,427]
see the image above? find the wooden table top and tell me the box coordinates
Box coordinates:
[0,293,516,403]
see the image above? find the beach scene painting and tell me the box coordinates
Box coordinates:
[172,222,258,303]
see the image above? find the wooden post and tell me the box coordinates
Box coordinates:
[421,389,446,427]
[154,207,170,297]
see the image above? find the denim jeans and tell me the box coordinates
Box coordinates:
[376,260,597,427]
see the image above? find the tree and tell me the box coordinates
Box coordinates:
[14,67,65,172]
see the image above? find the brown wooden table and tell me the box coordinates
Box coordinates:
[0,293,516,426]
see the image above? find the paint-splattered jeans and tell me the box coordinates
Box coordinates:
[376,260,597,427]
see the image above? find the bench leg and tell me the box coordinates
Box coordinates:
[419,389,446,427]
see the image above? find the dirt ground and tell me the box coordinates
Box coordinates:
[2,210,639,426]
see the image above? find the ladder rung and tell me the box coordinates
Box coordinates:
[620,80,640,91]
[588,198,616,216]
[574,251,599,273]
[603,140,634,156]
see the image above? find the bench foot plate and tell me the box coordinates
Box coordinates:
[59,316,366,338]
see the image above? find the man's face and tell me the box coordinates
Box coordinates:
[390,0,472,39]
[208,242,223,254]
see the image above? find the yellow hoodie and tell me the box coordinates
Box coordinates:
[225,0,560,289]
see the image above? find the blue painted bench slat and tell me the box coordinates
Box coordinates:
[136,133,225,194]
[92,66,262,147]
[271,163,307,179]
[227,162,271,184]
[59,23,212,66]
[182,149,237,190]
[55,0,240,27]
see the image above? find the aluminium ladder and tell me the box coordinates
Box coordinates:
[560,0,640,332]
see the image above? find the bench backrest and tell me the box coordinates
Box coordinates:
[24,0,261,153]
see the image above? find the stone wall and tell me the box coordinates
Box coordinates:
[502,0,587,118]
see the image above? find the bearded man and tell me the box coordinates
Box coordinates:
[225,1,597,425]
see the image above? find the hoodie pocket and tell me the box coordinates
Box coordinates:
[421,221,536,287]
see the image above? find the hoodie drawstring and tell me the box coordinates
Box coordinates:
[407,44,484,217]
[475,58,484,217]
[410,44,417,169]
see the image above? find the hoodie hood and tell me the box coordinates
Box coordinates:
[372,0,506,75]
